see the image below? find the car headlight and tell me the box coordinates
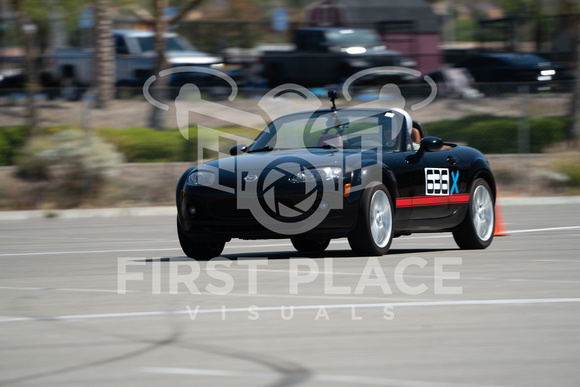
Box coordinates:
[289,167,342,183]
[187,171,216,186]
[345,46,366,54]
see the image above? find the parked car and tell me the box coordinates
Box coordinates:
[0,68,24,94]
[457,52,572,92]
[43,30,224,99]
[262,28,416,87]
[176,93,497,259]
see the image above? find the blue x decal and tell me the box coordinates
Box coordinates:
[451,171,460,195]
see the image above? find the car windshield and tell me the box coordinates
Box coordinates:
[325,29,383,48]
[136,35,195,52]
[248,109,411,153]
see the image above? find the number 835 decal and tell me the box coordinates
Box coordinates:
[425,168,460,196]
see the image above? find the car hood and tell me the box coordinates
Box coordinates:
[201,149,346,173]
[195,148,391,184]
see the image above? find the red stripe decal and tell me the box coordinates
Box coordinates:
[396,194,470,208]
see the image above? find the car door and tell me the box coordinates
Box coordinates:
[398,147,468,225]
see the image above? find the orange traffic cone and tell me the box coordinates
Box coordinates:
[494,192,509,236]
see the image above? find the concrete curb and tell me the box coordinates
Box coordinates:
[0,206,176,221]
[0,196,579,221]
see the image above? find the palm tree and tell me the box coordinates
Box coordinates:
[133,0,205,130]
[10,0,39,130]
[94,0,115,109]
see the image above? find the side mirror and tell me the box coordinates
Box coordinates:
[421,136,444,152]
[405,136,444,164]
[229,144,248,156]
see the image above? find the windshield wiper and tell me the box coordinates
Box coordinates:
[248,146,274,153]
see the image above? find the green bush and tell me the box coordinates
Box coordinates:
[464,119,519,154]
[0,135,9,166]
[425,115,499,142]
[425,115,570,154]
[16,130,124,206]
[0,126,32,166]
[17,129,124,180]
[557,156,580,188]
[99,128,197,163]
[529,117,571,153]
[99,126,259,163]
[15,135,53,179]
[0,115,572,167]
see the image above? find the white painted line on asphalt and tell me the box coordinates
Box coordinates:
[2,297,580,323]
[1,225,578,257]
[0,286,419,302]
[534,260,580,262]
[141,366,507,387]
[0,286,140,294]
[506,225,580,234]
[0,248,182,257]
[218,267,580,284]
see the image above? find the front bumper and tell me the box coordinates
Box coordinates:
[178,188,360,241]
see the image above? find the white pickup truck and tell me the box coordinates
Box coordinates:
[43,29,223,99]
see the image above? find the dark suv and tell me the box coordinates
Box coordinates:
[457,53,572,92]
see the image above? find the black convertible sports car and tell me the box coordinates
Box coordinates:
[177,93,496,259]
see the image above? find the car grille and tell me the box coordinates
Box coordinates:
[208,198,254,220]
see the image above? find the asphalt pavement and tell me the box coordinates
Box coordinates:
[0,198,579,386]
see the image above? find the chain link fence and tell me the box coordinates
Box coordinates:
[1,80,578,207]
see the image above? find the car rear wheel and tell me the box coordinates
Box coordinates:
[291,237,330,253]
[348,183,394,256]
[177,217,225,259]
[453,178,495,249]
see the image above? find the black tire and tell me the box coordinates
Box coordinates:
[291,237,330,253]
[348,183,394,256]
[453,178,495,249]
[177,217,225,259]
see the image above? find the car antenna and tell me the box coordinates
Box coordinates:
[328,90,337,112]
[327,90,342,128]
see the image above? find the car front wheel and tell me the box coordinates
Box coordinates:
[177,217,225,259]
[348,183,394,256]
[453,178,495,249]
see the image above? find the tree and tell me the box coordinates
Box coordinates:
[94,0,115,109]
[9,0,90,128]
[10,0,40,130]
[567,8,580,141]
[131,0,205,130]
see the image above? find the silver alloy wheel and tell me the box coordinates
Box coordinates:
[369,190,392,248]
[472,184,494,241]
